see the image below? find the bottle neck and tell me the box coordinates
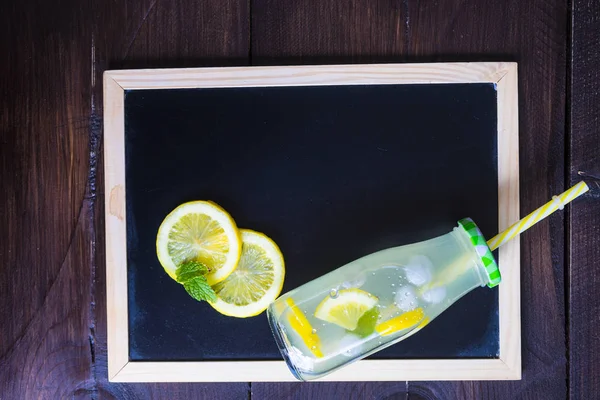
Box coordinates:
[452,227,490,288]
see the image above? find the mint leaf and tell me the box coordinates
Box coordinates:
[176,261,209,283]
[175,261,216,303]
[183,275,217,303]
[351,307,380,337]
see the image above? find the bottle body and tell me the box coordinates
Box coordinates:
[267,221,493,381]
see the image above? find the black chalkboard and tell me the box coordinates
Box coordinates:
[124,83,499,362]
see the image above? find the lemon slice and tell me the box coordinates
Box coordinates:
[156,201,242,286]
[375,307,425,336]
[285,298,323,358]
[314,289,378,330]
[210,229,285,318]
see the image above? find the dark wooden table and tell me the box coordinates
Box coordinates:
[1,0,598,399]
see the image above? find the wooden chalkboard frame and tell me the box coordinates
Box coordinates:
[103,62,520,382]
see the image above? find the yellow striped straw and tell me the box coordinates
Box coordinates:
[487,181,589,251]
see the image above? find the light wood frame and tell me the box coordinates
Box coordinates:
[104,62,520,382]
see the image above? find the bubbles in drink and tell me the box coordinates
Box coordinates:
[311,328,317,334]
[329,289,339,299]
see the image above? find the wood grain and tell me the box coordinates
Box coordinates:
[495,65,521,378]
[102,75,128,380]
[251,382,409,400]
[109,359,515,382]
[0,0,96,397]
[252,0,409,65]
[569,0,600,398]
[251,0,567,398]
[105,62,513,89]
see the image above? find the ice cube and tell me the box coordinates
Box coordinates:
[403,255,433,286]
[341,272,367,289]
[422,286,447,304]
[287,346,316,371]
[338,333,367,358]
[394,285,418,312]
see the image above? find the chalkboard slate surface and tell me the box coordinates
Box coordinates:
[124,83,499,362]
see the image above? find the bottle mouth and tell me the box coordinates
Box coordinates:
[457,218,501,288]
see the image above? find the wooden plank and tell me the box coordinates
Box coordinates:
[105,62,513,89]
[91,0,251,397]
[110,359,514,382]
[93,382,249,400]
[0,0,96,398]
[569,0,600,398]
[250,382,408,400]
[251,0,408,65]
[404,0,568,398]
[251,0,567,398]
[103,75,128,380]
[94,0,250,68]
[495,64,521,378]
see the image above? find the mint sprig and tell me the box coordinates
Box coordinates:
[176,261,217,303]
[351,306,380,337]
[177,260,209,282]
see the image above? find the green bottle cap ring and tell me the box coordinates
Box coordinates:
[458,218,501,288]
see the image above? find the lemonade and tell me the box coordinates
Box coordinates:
[267,218,500,380]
